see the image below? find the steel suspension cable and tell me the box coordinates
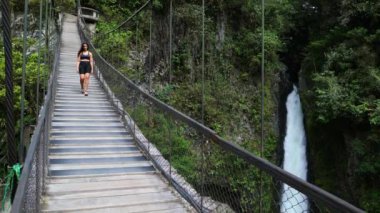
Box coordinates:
[43,0,49,94]
[36,0,43,118]
[49,0,53,60]
[261,0,265,160]
[260,0,265,211]
[136,20,139,80]
[200,1,206,211]
[169,0,173,83]
[46,0,52,91]
[149,2,153,93]
[148,2,153,155]
[201,0,205,125]
[2,0,17,165]
[167,0,174,188]
[20,0,29,163]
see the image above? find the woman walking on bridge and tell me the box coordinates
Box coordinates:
[76,42,93,96]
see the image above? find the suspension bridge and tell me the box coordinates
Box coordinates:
[2,1,366,213]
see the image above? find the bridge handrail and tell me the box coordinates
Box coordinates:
[77,9,364,213]
[78,6,99,21]
[11,14,62,213]
[79,6,99,13]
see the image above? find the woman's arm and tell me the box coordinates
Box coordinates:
[76,54,81,72]
[90,52,94,73]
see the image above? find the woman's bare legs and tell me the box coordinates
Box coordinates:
[84,73,91,95]
[79,74,85,93]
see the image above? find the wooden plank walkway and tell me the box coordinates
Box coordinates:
[41,14,191,213]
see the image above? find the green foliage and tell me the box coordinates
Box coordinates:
[131,105,198,184]
[55,0,76,13]
[155,84,175,103]
[369,100,380,125]
[311,39,379,124]
[152,0,163,11]
[131,103,277,211]
[94,22,133,63]
[297,0,380,210]
[83,0,146,20]
[360,189,380,211]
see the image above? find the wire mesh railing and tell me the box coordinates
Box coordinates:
[10,12,62,213]
[78,4,364,212]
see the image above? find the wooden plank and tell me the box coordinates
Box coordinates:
[46,178,168,194]
[46,173,162,184]
[45,187,171,200]
[42,192,180,212]
[42,201,187,213]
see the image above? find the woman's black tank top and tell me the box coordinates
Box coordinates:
[80,52,90,60]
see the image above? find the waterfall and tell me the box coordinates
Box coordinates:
[281,85,309,212]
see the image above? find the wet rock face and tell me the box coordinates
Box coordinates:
[11,13,38,36]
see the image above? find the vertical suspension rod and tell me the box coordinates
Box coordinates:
[20,0,29,162]
[201,0,205,124]
[169,0,172,83]
[260,0,265,211]
[260,0,265,162]
[149,2,153,93]
[200,1,206,212]
[43,0,48,94]
[36,0,43,119]
[148,2,153,154]
[136,20,139,79]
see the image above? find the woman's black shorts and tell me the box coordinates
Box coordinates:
[79,61,91,74]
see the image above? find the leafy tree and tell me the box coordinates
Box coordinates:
[294,0,380,210]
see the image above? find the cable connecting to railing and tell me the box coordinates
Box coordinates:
[19,0,29,163]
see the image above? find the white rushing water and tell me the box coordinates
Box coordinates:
[281,85,309,213]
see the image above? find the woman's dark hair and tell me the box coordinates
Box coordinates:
[77,42,89,57]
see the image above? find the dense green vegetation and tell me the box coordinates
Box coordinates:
[295,1,380,210]
[80,0,379,211]
[0,39,49,193]
[87,0,281,157]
